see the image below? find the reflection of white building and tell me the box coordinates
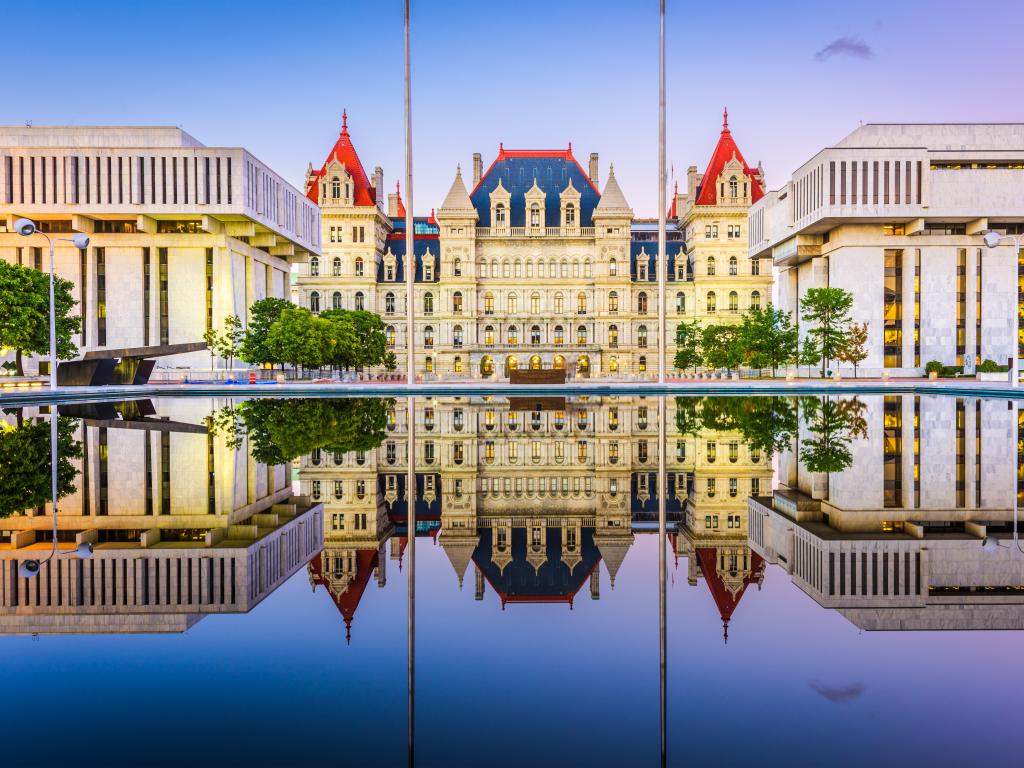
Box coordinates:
[0,126,319,373]
[0,400,323,634]
[749,395,1024,630]
[750,123,1024,377]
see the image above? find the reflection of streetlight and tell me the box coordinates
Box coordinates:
[981,230,1021,388]
[18,541,94,579]
[14,218,90,391]
[982,399,1024,554]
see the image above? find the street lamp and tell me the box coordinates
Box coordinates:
[982,399,1024,555]
[13,218,90,391]
[982,230,1021,388]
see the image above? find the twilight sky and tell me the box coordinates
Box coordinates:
[5,0,1022,214]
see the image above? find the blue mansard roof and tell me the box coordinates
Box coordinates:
[379,234,442,283]
[630,241,689,282]
[469,147,601,228]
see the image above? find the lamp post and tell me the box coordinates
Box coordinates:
[982,399,1024,555]
[13,218,90,391]
[656,0,667,384]
[982,230,1021,388]
[404,0,416,386]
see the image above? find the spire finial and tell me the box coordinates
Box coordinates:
[723,618,729,644]
[568,140,572,153]
[499,141,504,153]
[396,180,401,194]
[342,109,348,133]
[674,180,679,193]
[723,107,729,130]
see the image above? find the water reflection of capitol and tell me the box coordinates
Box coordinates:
[0,400,322,634]
[304,396,772,642]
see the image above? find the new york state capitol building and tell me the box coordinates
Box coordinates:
[296,110,771,378]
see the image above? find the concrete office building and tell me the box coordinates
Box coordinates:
[0,126,320,375]
[749,123,1024,377]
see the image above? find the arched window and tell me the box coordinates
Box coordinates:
[609,258,618,276]
[576,292,587,314]
[728,291,739,311]
[638,260,648,281]
[573,260,580,278]
[564,203,576,227]
[491,258,498,276]
[481,355,494,376]
[310,291,320,313]
[752,258,761,276]
[530,203,541,227]
[638,355,648,373]
[561,260,569,278]
[609,356,619,374]
[332,257,341,276]
[355,257,364,277]
[609,291,618,313]
[526,260,534,278]
[424,356,433,373]
[495,203,507,226]
[577,325,588,345]
[637,292,648,314]
[729,256,738,276]
[385,262,395,281]
[484,292,494,314]
[531,325,541,345]
[423,326,434,348]
[707,291,717,313]
[452,291,463,314]
[503,261,511,278]
[310,257,319,277]
[584,259,592,278]
[729,175,738,198]
[453,356,463,373]
[507,325,518,345]
[508,292,518,314]
[332,291,342,310]
[549,258,556,277]
[750,290,762,311]
[484,325,495,345]
[553,325,564,345]
[537,260,545,278]
[386,325,396,347]
[331,177,341,199]
[554,292,565,314]
[706,256,715,276]
[385,292,395,314]
[453,257,462,277]
[530,292,541,314]
[676,292,685,313]
[453,324,464,348]
[422,292,433,315]
[479,260,488,278]
[354,291,365,310]
[637,325,648,348]
[609,325,619,348]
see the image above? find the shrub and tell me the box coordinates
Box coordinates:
[940,365,963,377]
[924,360,944,375]
[977,359,1009,373]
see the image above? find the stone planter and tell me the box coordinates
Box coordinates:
[978,371,1010,382]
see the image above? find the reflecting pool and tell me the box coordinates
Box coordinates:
[2,394,1023,767]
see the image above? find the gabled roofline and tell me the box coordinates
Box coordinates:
[469,143,601,197]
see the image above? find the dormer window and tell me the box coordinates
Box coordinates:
[331,177,341,199]
[729,176,738,198]
[609,258,618,276]
[355,257,364,277]
[565,203,576,226]
[495,203,507,227]
[530,203,541,227]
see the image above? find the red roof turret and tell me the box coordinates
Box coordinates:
[694,108,764,207]
[395,180,406,218]
[305,110,377,207]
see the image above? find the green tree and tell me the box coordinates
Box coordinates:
[206,398,392,465]
[701,324,742,374]
[798,397,867,474]
[0,415,83,518]
[0,261,81,376]
[674,320,703,374]
[202,327,219,373]
[213,314,244,374]
[800,287,854,377]
[265,308,338,375]
[239,297,293,368]
[837,321,869,378]
[696,396,800,459]
[738,305,798,376]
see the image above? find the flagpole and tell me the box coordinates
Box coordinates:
[657,0,667,384]
[404,0,415,386]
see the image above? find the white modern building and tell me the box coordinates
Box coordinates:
[750,123,1024,377]
[0,126,320,376]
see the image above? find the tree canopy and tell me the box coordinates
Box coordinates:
[0,415,82,518]
[800,287,854,376]
[0,261,81,375]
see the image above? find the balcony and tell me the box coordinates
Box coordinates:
[476,226,595,239]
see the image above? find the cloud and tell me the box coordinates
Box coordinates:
[809,681,865,703]
[814,37,874,62]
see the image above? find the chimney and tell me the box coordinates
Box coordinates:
[590,571,600,600]
[472,153,482,186]
[589,152,599,186]
[372,166,384,208]
[387,190,399,217]
[474,565,484,600]
[687,165,699,197]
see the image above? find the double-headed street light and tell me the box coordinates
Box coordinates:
[13,218,90,391]
[982,230,1021,388]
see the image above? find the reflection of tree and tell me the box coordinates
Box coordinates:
[798,397,867,474]
[206,398,392,465]
[675,396,799,458]
[0,415,82,518]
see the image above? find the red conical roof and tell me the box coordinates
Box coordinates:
[695,547,764,644]
[309,549,379,645]
[306,110,377,207]
[668,180,678,219]
[395,181,406,218]
[694,108,764,207]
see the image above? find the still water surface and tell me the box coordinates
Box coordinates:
[1,394,1022,767]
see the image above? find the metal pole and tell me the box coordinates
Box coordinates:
[657,394,667,766]
[404,0,416,386]
[50,403,59,550]
[657,0,667,384]
[1014,235,1020,388]
[406,394,416,766]
[48,239,58,391]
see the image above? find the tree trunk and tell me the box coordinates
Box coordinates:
[15,348,23,377]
